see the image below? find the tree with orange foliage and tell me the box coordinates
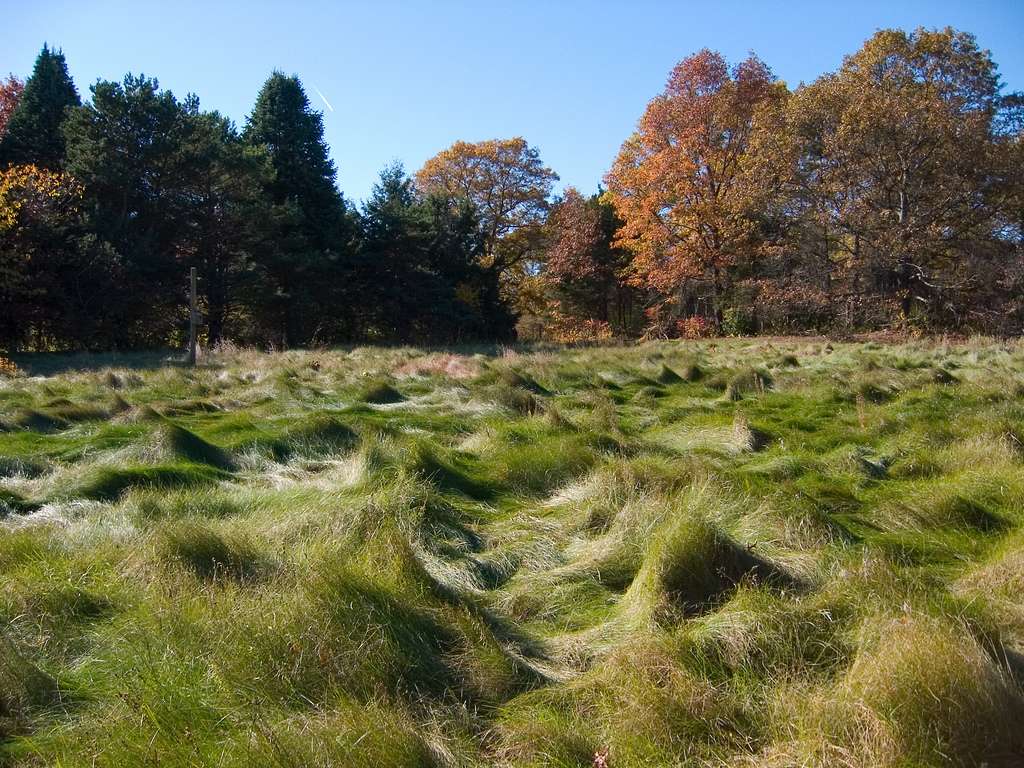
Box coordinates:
[415,137,557,277]
[543,187,636,334]
[780,28,1012,327]
[0,76,24,140]
[605,50,785,327]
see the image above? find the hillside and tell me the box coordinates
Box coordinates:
[1,339,1024,767]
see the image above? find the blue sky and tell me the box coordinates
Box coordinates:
[5,1,1023,203]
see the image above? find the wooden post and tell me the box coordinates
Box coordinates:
[187,267,198,366]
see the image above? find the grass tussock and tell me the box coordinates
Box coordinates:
[1,337,1024,766]
[155,422,236,469]
[724,367,773,400]
[358,377,405,404]
[154,521,263,580]
[72,462,227,501]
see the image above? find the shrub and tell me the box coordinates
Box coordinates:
[721,307,753,336]
[0,356,22,378]
[676,316,714,339]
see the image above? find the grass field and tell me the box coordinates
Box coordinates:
[2,338,1024,767]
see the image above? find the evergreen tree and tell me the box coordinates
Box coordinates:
[358,164,514,343]
[64,76,194,344]
[244,72,354,345]
[64,76,272,347]
[176,111,274,345]
[0,45,80,169]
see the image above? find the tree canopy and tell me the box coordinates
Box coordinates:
[1,28,1022,352]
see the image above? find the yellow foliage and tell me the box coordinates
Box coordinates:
[0,356,20,377]
[0,164,83,232]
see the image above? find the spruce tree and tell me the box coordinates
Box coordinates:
[0,44,80,169]
[244,72,353,345]
[244,72,343,247]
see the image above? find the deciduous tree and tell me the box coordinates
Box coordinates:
[543,187,635,333]
[415,138,557,276]
[785,28,1008,326]
[0,76,24,139]
[605,50,785,325]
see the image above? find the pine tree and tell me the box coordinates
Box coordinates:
[0,44,80,169]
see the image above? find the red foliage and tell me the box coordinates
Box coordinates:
[0,75,24,138]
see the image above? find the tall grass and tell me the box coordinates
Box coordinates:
[1,337,1023,766]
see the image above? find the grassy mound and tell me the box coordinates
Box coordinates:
[73,463,226,501]
[273,413,359,459]
[489,383,539,415]
[724,367,773,400]
[836,616,1024,764]
[358,378,405,404]
[499,368,547,394]
[155,521,262,580]
[4,408,69,433]
[633,513,798,617]
[652,364,683,384]
[155,422,236,469]
[0,638,59,739]
[157,398,222,416]
[0,488,40,515]
[678,360,704,381]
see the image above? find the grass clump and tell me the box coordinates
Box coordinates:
[0,638,60,739]
[652,364,683,385]
[3,408,68,433]
[832,615,1024,765]
[73,462,226,501]
[489,383,539,415]
[724,367,773,400]
[0,488,40,515]
[678,360,704,381]
[633,511,798,617]
[274,413,358,459]
[155,422,236,469]
[155,521,262,580]
[357,377,405,404]
[498,367,547,394]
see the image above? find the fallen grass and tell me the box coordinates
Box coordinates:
[1,337,1023,767]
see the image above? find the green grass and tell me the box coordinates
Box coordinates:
[1,337,1024,766]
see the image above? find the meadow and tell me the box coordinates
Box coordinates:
[1,338,1023,767]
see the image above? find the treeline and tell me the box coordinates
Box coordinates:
[0,50,517,350]
[1,27,1022,351]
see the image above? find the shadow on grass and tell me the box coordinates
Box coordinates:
[10,349,184,377]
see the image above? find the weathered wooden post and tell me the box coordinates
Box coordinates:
[187,267,198,366]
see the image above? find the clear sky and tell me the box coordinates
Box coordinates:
[5,1,1023,203]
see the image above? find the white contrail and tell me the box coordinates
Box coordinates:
[312,84,334,113]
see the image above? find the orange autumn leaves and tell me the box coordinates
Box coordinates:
[603,28,1019,330]
[415,137,557,274]
[605,49,785,298]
